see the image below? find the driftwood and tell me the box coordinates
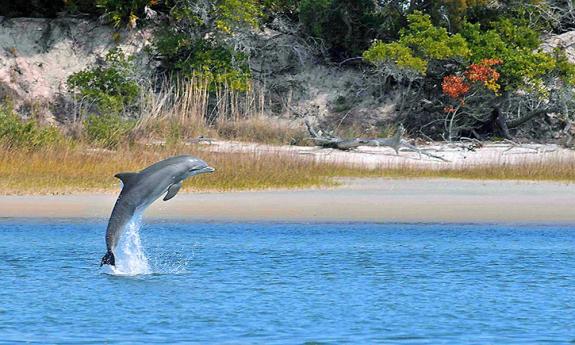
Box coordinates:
[304,120,370,150]
[187,136,213,145]
[305,121,449,162]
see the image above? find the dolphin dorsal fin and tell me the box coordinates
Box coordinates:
[114,172,139,189]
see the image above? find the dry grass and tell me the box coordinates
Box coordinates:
[0,145,382,195]
[367,159,575,181]
[133,78,309,145]
[214,117,309,145]
[2,142,575,195]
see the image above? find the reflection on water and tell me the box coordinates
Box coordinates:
[1,221,575,344]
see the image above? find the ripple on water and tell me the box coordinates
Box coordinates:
[1,221,575,344]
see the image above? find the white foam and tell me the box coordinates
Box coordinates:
[108,214,151,276]
[147,248,192,275]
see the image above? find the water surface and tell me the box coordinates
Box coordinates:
[1,220,574,344]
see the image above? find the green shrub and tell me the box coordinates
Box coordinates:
[554,48,575,86]
[83,113,136,148]
[213,0,262,33]
[0,106,63,149]
[155,34,251,91]
[460,21,570,93]
[364,10,575,93]
[489,18,540,50]
[399,11,470,61]
[67,49,140,114]
[153,0,261,91]
[261,0,300,18]
[363,41,428,76]
[96,0,152,28]
[363,12,469,76]
[166,0,261,34]
[299,0,382,58]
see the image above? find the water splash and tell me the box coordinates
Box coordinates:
[107,214,151,276]
[102,213,196,276]
[147,247,193,275]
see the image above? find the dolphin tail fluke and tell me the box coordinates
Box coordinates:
[100,251,115,267]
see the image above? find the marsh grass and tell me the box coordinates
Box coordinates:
[371,159,575,181]
[1,144,575,195]
[132,77,312,145]
[0,144,371,195]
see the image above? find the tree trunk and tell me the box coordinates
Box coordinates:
[492,107,512,140]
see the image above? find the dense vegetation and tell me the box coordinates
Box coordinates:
[2,1,575,145]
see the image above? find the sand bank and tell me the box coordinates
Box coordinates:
[205,140,575,168]
[1,178,574,223]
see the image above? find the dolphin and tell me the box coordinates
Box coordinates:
[100,155,215,266]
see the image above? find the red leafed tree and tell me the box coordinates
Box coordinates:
[440,59,510,140]
[442,59,501,102]
[442,75,470,100]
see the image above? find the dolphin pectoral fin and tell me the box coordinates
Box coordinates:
[163,182,182,201]
[114,172,139,189]
[101,251,115,267]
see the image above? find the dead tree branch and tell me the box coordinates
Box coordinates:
[305,121,449,162]
[304,120,369,150]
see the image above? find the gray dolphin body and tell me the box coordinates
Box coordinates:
[101,155,214,266]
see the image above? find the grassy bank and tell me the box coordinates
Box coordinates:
[0,145,379,195]
[1,144,575,195]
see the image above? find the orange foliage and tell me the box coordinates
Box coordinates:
[442,75,470,100]
[442,58,502,103]
[465,59,501,93]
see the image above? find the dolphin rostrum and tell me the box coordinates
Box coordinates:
[100,155,215,266]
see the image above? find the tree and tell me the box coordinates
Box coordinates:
[299,0,383,59]
[362,10,575,140]
[154,0,261,90]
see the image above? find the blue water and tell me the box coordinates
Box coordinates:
[1,220,575,344]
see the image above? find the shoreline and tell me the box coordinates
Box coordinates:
[2,178,575,224]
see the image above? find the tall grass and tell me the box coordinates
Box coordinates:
[0,144,368,195]
[133,77,306,145]
[1,144,575,195]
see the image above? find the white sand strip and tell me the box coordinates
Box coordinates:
[202,141,575,168]
[1,178,574,223]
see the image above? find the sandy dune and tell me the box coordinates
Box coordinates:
[1,178,574,223]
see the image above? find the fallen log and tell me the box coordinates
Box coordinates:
[305,121,449,162]
[304,120,369,150]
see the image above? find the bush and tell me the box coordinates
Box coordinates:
[363,12,469,76]
[167,0,261,34]
[0,106,63,149]
[153,0,261,91]
[362,9,575,140]
[96,0,154,28]
[363,41,428,76]
[155,34,251,91]
[212,0,262,33]
[260,0,300,19]
[299,0,382,59]
[364,10,575,92]
[83,113,135,148]
[399,12,470,61]
[67,49,140,114]
[460,21,567,93]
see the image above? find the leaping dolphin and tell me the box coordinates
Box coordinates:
[101,155,215,266]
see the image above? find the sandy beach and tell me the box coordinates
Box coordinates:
[1,178,574,223]
[204,140,575,168]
